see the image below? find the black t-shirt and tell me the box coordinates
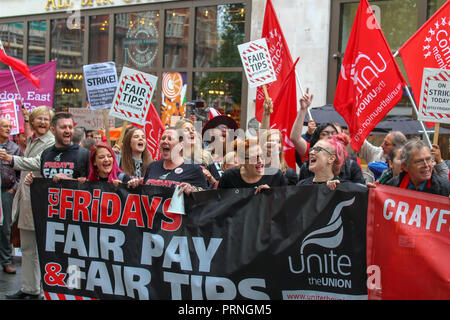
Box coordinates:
[218,166,286,189]
[40,143,89,179]
[143,160,208,189]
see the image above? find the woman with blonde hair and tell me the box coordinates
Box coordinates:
[175,118,212,167]
[218,138,286,194]
[260,129,298,185]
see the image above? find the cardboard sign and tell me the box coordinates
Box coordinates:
[69,107,116,130]
[418,68,450,124]
[109,67,158,126]
[0,100,19,135]
[238,38,277,88]
[83,62,118,110]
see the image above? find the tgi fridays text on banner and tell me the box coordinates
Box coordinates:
[0,100,19,135]
[109,66,158,126]
[30,180,368,300]
[83,62,118,110]
[418,68,450,124]
[0,61,56,132]
[238,38,277,88]
[367,185,450,300]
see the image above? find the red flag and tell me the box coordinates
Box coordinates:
[398,2,450,128]
[255,0,295,122]
[0,47,40,89]
[255,0,297,169]
[208,107,222,120]
[334,0,407,152]
[136,102,164,161]
[271,57,300,169]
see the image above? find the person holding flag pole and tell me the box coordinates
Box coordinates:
[333,0,431,153]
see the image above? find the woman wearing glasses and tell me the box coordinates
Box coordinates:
[218,138,286,194]
[297,134,350,190]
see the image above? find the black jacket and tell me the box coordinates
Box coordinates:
[40,143,90,179]
[385,171,450,197]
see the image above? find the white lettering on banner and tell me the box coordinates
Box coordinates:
[424,18,450,68]
[382,199,450,232]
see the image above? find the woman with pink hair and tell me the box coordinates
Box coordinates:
[88,142,137,186]
[297,134,350,190]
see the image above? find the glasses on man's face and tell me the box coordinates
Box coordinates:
[412,157,433,167]
[309,146,335,156]
[35,117,50,123]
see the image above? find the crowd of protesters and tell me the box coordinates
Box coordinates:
[0,87,449,299]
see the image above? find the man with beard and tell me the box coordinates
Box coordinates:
[38,112,89,181]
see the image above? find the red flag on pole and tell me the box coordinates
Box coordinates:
[334,0,407,152]
[272,57,300,169]
[255,0,298,169]
[0,46,40,89]
[136,102,164,161]
[398,1,450,128]
[255,0,295,123]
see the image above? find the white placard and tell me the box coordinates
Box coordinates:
[418,68,450,124]
[238,38,277,88]
[109,66,158,126]
[83,62,118,110]
[69,107,116,131]
[0,100,19,135]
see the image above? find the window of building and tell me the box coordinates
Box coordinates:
[89,15,109,64]
[0,22,24,69]
[28,21,46,66]
[164,8,189,68]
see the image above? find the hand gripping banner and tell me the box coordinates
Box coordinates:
[31,179,368,300]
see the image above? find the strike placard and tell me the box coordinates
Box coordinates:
[238,38,277,88]
[0,100,19,135]
[109,67,158,126]
[69,107,116,130]
[418,68,450,124]
[83,62,118,110]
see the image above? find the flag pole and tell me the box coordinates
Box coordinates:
[295,70,313,121]
[0,39,24,105]
[393,50,432,148]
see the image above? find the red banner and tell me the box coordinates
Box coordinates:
[398,1,449,128]
[334,0,407,152]
[367,185,450,300]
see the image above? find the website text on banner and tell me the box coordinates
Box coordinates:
[30,180,368,300]
[367,185,450,300]
[334,0,407,152]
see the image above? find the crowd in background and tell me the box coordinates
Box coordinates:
[0,88,449,299]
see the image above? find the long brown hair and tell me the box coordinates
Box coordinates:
[120,127,152,177]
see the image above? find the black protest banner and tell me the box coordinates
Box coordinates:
[30,179,368,300]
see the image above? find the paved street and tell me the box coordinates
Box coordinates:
[0,255,22,300]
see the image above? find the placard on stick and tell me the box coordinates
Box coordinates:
[109,66,158,126]
[0,100,19,135]
[83,62,118,110]
[418,68,450,124]
[238,38,277,89]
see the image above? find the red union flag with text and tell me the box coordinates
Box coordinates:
[367,185,450,300]
[255,0,297,168]
[398,1,450,127]
[334,0,407,152]
[136,102,164,161]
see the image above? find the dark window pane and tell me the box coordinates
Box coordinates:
[193,71,242,127]
[28,21,46,66]
[195,4,245,68]
[54,71,83,112]
[51,18,85,69]
[0,22,24,69]
[114,11,159,72]
[89,15,109,63]
[164,8,189,68]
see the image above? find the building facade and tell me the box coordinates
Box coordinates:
[0,0,447,129]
